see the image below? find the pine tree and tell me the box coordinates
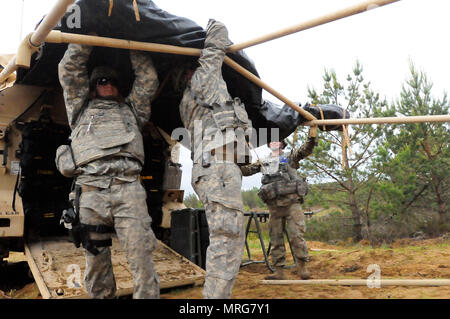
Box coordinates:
[295,61,386,241]
[377,64,449,230]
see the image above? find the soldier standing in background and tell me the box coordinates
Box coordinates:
[177,19,252,299]
[241,126,318,280]
[57,43,160,298]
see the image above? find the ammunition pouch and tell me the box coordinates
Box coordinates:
[55,144,79,178]
[258,179,309,203]
[261,171,288,185]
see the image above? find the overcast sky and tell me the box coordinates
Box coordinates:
[1,0,449,195]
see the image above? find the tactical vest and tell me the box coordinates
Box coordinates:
[70,99,144,167]
[258,153,308,204]
[196,96,252,166]
[209,98,251,132]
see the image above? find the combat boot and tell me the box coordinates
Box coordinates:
[296,260,311,280]
[205,19,232,51]
[264,266,286,280]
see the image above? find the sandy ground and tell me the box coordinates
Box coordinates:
[1,237,449,299]
[162,237,450,299]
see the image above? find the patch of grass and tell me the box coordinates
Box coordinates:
[244,225,272,253]
[309,250,334,256]
[423,242,449,251]
[393,246,427,254]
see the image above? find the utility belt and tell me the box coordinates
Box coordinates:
[60,183,115,256]
[257,179,309,204]
[80,178,128,193]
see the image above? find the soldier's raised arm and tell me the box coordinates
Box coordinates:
[189,19,232,106]
[58,43,92,128]
[125,51,159,127]
[290,126,318,169]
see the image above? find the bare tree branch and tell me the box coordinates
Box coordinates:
[399,184,430,215]
[311,162,350,192]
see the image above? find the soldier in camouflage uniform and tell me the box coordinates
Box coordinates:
[241,127,318,280]
[57,43,160,298]
[178,20,252,299]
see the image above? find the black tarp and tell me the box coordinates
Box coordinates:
[16,0,347,144]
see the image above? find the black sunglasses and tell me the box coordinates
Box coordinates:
[96,77,118,87]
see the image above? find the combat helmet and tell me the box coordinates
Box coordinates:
[89,65,121,91]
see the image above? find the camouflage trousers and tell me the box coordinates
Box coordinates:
[78,179,160,299]
[192,161,245,299]
[267,202,308,267]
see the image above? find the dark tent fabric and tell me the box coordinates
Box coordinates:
[16,0,347,145]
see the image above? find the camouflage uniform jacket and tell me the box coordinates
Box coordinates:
[58,44,159,188]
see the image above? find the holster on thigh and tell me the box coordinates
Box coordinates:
[74,223,115,256]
